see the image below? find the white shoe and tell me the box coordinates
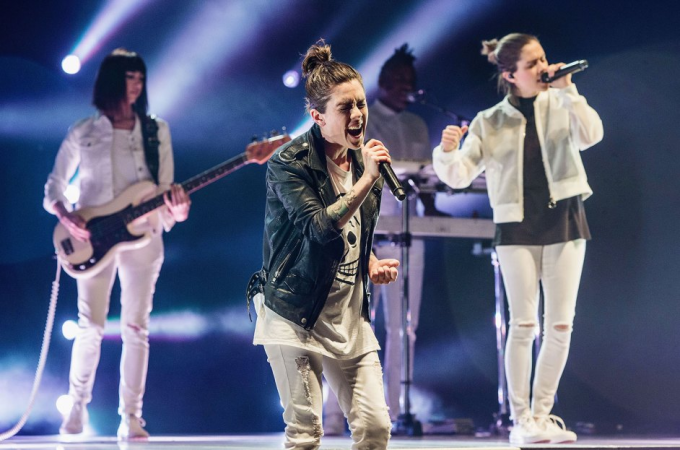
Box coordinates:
[535,414,577,443]
[117,414,150,440]
[509,415,551,445]
[59,401,88,435]
[323,413,345,436]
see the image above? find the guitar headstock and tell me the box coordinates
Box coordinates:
[246,128,292,165]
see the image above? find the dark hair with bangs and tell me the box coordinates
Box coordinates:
[301,39,363,113]
[92,48,148,115]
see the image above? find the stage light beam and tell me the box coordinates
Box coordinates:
[292,0,496,136]
[150,1,289,117]
[70,0,150,64]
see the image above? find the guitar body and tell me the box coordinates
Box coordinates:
[53,181,160,279]
[52,130,290,280]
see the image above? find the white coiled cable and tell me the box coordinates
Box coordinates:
[0,261,61,441]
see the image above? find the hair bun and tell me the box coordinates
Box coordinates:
[481,39,499,65]
[302,40,332,78]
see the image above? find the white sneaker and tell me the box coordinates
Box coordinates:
[535,414,577,444]
[117,414,150,440]
[509,415,551,445]
[59,401,88,435]
[323,413,346,436]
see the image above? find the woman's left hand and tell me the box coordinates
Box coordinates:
[369,257,399,285]
[164,184,191,222]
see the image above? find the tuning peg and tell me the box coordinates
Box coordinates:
[251,134,259,143]
[269,129,279,137]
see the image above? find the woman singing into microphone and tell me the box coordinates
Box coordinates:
[432,33,603,445]
[249,40,398,449]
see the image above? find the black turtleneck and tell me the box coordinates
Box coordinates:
[493,95,591,246]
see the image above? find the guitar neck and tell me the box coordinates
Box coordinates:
[125,153,249,223]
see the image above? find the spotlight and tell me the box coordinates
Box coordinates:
[282,70,300,88]
[61,55,81,75]
[62,320,79,340]
[56,394,74,415]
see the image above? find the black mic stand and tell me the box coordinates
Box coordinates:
[410,93,470,126]
[393,178,423,437]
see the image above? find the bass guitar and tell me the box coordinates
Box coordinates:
[53,131,290,279]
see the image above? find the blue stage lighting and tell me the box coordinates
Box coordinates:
[70,0,149,65]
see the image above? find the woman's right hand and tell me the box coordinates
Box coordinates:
[440,125,469,152]
[361,138,391,182]
[54,202,91,241]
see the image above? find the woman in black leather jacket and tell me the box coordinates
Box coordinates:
[250,41,399,449]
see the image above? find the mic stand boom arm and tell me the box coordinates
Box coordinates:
[412,96,470,126]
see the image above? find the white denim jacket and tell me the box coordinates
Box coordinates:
[44,112,176,230]
[433,84,603,223]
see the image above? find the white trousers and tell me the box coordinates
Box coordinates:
[496,239,586,420]
[70,233,164,417]
[265,345,392,450]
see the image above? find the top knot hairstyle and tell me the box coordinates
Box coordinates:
[378,43,417,85]
[481,33,538,94]
[301,40,363,113]
[93,48,148,115]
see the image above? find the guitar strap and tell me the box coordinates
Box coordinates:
[141,114,160,185]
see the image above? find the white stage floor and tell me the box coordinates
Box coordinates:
[2,434,680,450]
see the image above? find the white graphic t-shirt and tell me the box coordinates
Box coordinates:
[252,158,380,360]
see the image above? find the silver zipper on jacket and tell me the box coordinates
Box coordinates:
[271,238,301,284]
[541,93,557,209]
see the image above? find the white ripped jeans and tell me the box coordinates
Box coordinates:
[496,239,586,420]
[264,345,392,450]
[69,233,163,417]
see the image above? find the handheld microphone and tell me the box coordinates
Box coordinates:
[379,163,406,201]
[541,60,589,83]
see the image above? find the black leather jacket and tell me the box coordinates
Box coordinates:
[249,124,383,331]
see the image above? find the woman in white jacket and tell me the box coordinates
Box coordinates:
[433,33,603,445]
[44,49,191,440]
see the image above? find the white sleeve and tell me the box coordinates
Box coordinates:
[432,116,485,188]
[43,127,81,214]
[557,84,604,150]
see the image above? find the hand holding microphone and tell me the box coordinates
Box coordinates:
[541,60,589,86]
[363,139,405,201]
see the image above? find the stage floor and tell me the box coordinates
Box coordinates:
[3,434,680,450]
